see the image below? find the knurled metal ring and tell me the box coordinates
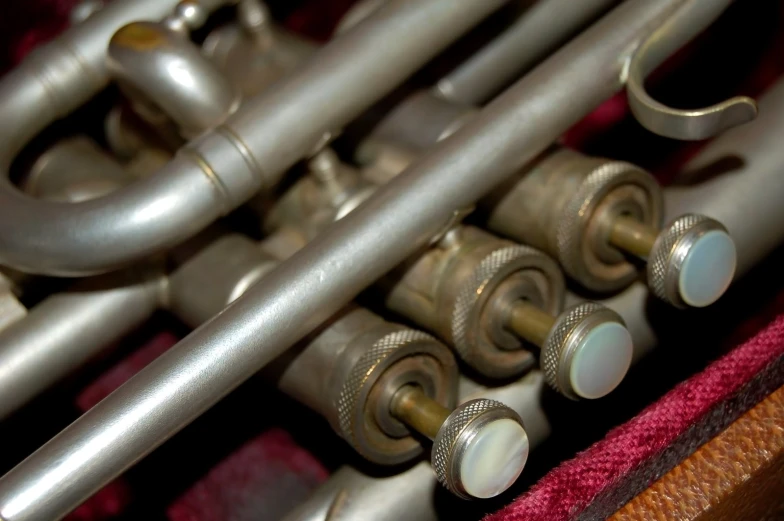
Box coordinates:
[555,161,661,292]
[647,214,727,308]
[336,329,437,456]
[450,244,562,378]
[541,302,625,400]
[431,399,523,499]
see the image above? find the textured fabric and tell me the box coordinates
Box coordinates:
[484,316,784,521]
[167,429,328,521]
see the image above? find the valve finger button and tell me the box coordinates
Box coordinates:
[541,302,632,400]
[648,214,736,308]
[431,399,528,500]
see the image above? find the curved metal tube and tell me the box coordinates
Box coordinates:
[0,0,508,276]
[283,74,784,521]
[0,0,217,275]
[107,21,240,139]
[0,2,724,520]
[626,0,757,140]
[0,141,163,420]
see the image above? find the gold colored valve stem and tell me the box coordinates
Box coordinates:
[608,215,658,260]
[506,301,556,348]
[391,385,451,440]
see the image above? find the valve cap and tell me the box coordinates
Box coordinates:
[431,399,528,500]
[541,302,632,400]
[647,214,736,308]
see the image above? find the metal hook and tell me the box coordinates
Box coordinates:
[625,0,758,141]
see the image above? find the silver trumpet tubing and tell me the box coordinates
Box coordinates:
[0,0,508,275]
[0,0,775,520]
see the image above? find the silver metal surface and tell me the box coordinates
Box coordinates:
[203,19,316,99]
[70,0,104,25]
[168,233,459,468]
[0,2,737,520]
[0,0,508,276]
[24,137,137,203]
[369,90,478,153]
[265,164,562,379]
[0,275,26,335]
[108,21,240,139]
[167,233,279,328]
[0,140,160,419]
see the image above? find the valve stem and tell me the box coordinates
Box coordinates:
[506,301,555,348]
[391,385,451,440]
[608,215,658,259]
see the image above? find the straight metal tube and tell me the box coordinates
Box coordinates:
[435,0,621,105]
[0,0,508,276]
[0,2,728,520]
[0,271,162,420]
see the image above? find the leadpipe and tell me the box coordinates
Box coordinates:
[0,0,507,276]
[0,2,731,520]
